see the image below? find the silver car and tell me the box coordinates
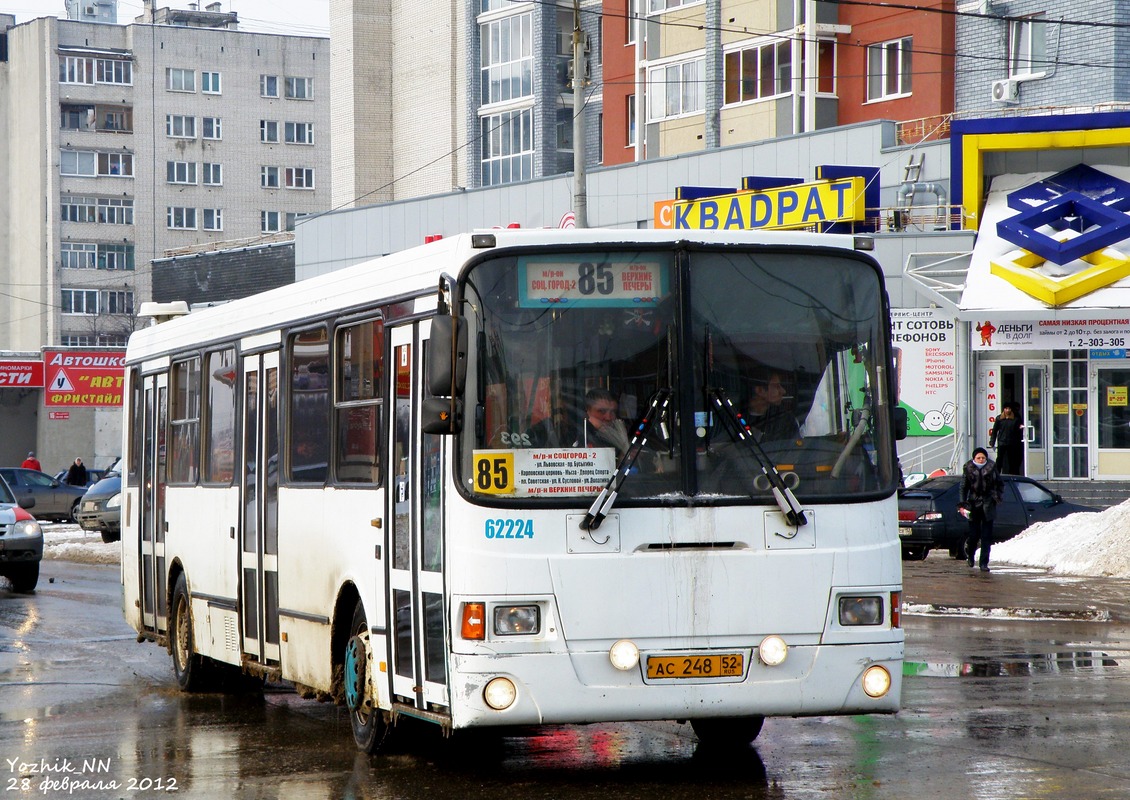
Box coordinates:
[0,468,87,523]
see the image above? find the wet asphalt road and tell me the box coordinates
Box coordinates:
[3,555,1130,799]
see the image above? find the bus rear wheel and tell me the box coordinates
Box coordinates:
[170,573,212,692]
[690,716,765,746]
[346,600,388,753]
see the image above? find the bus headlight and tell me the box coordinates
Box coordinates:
[862,665,892,698]
[758,635,788,666]
[608,639,639,671]
[839,596,884,626]
[483,677,517,710]
[493,604,540,635]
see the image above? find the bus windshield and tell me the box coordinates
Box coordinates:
[459,244,897,504]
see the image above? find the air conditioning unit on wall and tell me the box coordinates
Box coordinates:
[992,78,1020,104]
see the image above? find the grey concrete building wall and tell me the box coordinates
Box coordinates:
[955,0,1121,114]
[330,0,393,208]
[295,120,953,303]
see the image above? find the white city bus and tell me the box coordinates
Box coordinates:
[121,228,906,752]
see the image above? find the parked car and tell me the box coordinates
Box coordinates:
[898,474,1097,560]
[76,460,122,543]
[0,472,42,592]
[0,468,88,523]
[52,468,108,489]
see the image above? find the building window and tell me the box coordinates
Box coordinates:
[202,163,223,186]
[555,8,575,93]
[60,150,97,176]
[626,0,639,44]
[647,56,705,121]
[167,207,198,230]
[1009,16,1046,77]
[166,67,196,92]
[202,117,222,140]
[648,0,701,13]
[59,56,132,85]
[98,152,133,176]
[260,74,279,97]
[203,208,223,231]
[61,242,98,269]
[724,40,792,105]
[285,167,315,189]
[97,197,133,225]
[627,94,636,146]
[102,109,130,131]
[480,108,533,187]
[61,196,98,223]
[261,166,280,188]
[867,37,912,101]
[285,76,312,99]
[556,106,573,152]
[260,120,279,143]
[102,290,133,315]
[261,210,283,233]
[480,12,533,105]
[201,71,222,94]
[167,114,197,138]
[62,289,99,315]
[97,243,134,270]
[166,161,198,185]
[286,211,311,231]
[284,121,314,145]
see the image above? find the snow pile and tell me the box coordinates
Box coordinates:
[41,525,120,565]
[992,500,1130,578]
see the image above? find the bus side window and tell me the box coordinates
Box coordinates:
[335,319,383,484]
[288,327,330,483]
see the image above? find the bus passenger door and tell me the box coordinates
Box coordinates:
[138,373,168,633]
[388,322,449,713]
[240,351,281,666]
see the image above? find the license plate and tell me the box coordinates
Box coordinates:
[646,653,743,679]
[899,526,912,537]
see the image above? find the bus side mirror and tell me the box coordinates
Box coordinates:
[428,316,467,397]
[893,406,908,441]
[422,397,463,434]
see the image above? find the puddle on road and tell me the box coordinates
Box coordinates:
[905,649,1124,678]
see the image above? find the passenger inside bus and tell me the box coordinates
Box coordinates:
[572,388,631,458]
[743,367,802,443]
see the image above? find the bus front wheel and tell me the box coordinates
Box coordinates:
[347,600,388,753]
[690,716,765,746]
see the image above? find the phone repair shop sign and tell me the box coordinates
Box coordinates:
[0,360,44,388]
[42,350,126,407]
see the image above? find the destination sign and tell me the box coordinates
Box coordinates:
[518,257,669,308]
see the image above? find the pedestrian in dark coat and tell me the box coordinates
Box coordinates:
[65,457,88,487]
[959,447,1004,572]
[989,405,1022,475]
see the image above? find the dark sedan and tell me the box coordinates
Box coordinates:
[898,475,1096,560]
[0,468,88,523]
[52,468,108,489]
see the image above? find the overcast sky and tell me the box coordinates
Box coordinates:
[0,0,329,36]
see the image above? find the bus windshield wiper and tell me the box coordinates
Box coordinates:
[580,388,672,531]
[708,387,808,527]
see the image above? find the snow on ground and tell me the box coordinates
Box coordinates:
[41,523,121,565]
[38,501,1130,578]
[992,500,1130,579]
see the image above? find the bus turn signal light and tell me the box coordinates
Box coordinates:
[461,602,485,640]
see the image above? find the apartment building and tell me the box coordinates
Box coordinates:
[0,4,329,468]
[330,0,604,207]
[0,4,330,353]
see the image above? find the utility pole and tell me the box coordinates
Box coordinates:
[572,0,588,228]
